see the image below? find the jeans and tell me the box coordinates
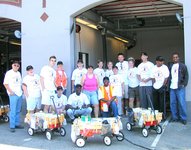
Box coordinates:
[139,86,153,109]
[9,95,23,128]
[67,107,92,119]
[170,87,187,121]
[101,101,118,117]
[116,96,123,115]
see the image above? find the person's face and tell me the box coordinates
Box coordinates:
[156,61,163,67]
[103,79,109,86]
[107,62,113,69]
[57,90,63,96]
[57,64,63,70]
[49,58,56,67]
[141,55,148,62]
[12,63,20,72]
[27,69,34,76]
[98,62,103,68]
[76,87,82,95]
[87,67,93,73]
[113,68,118,75]
[128,61,134,68]
[172,54,179,63]
[77,62,83,68]
[118,55,124,62]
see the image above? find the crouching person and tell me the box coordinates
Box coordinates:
[98,77,118,117]
[51,86,67,114]
[67,84,92,122]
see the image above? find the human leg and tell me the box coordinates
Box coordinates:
[110,101,118,117]
[170,89,178,120]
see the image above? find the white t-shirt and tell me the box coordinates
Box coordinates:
[98,86,117,100]
[151,65,169,89]
[94,68,105,86]
[67,92,90,109]
[116,61,129,85]
[170,63,179,89]
[127,67,140,88]
[3,69,22,96]
[40,65,56,91]
[52,94,67,109]
[105,69,114,77]
[23,74,41,98]
[71,68,87,86]
[109,74,124,97]
[137,61,154,86]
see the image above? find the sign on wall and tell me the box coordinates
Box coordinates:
[0,0,22,7]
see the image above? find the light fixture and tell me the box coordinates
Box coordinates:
[9,41,21,46]
[176,13,183,23]
[76,18,98,30]
[114,36,129,43]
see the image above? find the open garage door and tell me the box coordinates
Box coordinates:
[74,0,183,66]
[0,18,21,104]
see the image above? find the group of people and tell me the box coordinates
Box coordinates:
[3,52,188,132]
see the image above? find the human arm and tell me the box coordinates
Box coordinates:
[22,83,29,98]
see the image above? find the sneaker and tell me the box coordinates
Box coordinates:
[180,120,187,125]
[15,125,24,129]
[10,128,15,132]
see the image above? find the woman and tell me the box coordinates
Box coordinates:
[81,65,99,118]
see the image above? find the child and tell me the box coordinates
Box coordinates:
[51,86,67,114]
[55,61,67,95]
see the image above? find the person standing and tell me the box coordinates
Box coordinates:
[22,65,41,114]
[3,60,23,132]
[137,52,154,109]
[94,59,105,86]
[169,52,188,125]
[109,66,124,116]
[67,84,92,122]
[55,61,67,95]
[71,59,87,93]
[40,56,57,113]
[127,57,140,108]
[81,65,99,118]
[151,56,169,119]
[116,53,129,113]
[105,61,114,77]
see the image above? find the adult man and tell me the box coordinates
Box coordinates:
[22,65,41,114]
[137,52,154,109]
[169,52,188,125]
[3,60,23,132]
[40,56,57,113]
[71,59,87,93]
[151,56,169,119]
[98,77,118,117]
[115,53,129,113]
[67,84,92,122]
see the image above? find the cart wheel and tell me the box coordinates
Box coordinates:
[156,125,162,134]
[46,130,52,140]
[28,127,34,136]
[126,122,132,131]
[4,116,9,122]
[103,136,112,146]
[116,131,124,141]
[60,127,66,136]
[142,128,149,137]
[75,137,86,148]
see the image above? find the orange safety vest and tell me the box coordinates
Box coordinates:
[55,69,67,88]
[99,86,117,111]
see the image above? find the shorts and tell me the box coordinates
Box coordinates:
[41,90,55,105]
[27,97,41,111]
[124,84,129,99]
[83,90,98,105]
[128,86,139,99]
